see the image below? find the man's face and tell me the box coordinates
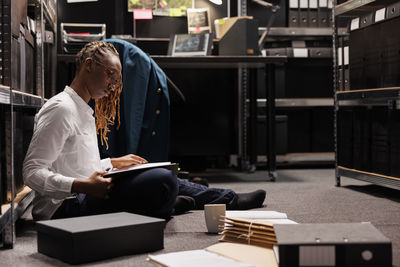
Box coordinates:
[88,53,122,99]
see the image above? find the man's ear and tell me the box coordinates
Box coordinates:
[84,58,94,73]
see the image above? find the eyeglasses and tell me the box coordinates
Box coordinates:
[91,58,121,91]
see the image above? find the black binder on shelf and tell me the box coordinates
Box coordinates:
[371,107,390,175]
[386,1,400,19]
[274,223,392,267]
[309,47,332,57]
[288,0,300,27]
[381,17,400,88]
[309,0,319,27]
[342,36,350,91]
[364,23,382,89]
[390,110,400,177]
[337,109,353,168]
[359,12,374,28]
[352,107,371,172]
[299,0,309,27]
[349,26,365,90]
[318,0,329,27]
[337,37,344,91]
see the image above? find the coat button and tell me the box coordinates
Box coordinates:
[155,109,160,115]
[152,131,156,136]
[157,88,162,93]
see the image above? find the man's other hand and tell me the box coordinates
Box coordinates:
[110,154,148,169]
[72,171,114,199]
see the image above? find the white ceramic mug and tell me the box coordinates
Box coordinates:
[204,204,226,234]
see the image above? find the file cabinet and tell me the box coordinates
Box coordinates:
[334,0,400,189]
[0,0,57,248]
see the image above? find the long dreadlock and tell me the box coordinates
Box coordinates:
[75,41,122,149]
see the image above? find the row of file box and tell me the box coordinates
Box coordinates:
[337,1,400,91]
[338,107,400,178]
[264,47,332,58]
[288,0,333,27]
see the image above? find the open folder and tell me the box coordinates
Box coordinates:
[103,162,178,178]
[147,242,278,267]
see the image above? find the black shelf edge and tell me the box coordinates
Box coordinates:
[256,98,334,107]
[335,0,399,16]
[259,27,348,37]
[12,91,43,108]
[338,166,400,189]
[336,87,400,100]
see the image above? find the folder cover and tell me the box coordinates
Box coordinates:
[274,223,392,267]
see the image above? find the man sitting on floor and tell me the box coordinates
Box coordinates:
[23,41,266,221]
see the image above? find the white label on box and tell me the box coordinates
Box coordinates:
[344,46,349,65]
[319,0,328,8]
[310,0,318,9]
[293,48,308,58]
[350,18,360,31]
[299,246,335,266]
[328,0,333,8]
[300,0,308,8]
[338,47,343,66]
[375,8,386,22]
[290,0,299,8]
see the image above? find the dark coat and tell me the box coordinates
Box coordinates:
[98,39,170,162]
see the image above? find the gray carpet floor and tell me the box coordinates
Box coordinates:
[1,168,399,266]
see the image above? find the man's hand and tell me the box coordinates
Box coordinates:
[72,171,114,199]
[110,154,148,169]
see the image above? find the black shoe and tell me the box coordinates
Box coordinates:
[235,190,266,210]
[173,195,195,215]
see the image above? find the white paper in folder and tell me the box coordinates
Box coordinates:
[147,250,254,267]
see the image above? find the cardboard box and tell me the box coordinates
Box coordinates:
[214,16,253,40]
[36,212,165,264]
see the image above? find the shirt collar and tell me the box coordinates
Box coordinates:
[64,86,94,116]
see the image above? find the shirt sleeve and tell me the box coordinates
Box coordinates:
[100,158,113,171]
[23,101,76,199]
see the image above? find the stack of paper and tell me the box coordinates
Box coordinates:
[220,217,277,248]
[225,211,297,225]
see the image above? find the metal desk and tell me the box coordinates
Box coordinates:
[152,55,286,180]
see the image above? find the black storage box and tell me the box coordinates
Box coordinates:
[275,223,392,267]
[36,212,165,264]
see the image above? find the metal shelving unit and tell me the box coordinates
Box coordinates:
[258,26,337,165]
[0,0,56,248]
[333,0,400,189]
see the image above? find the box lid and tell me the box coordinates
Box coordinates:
[36,212,165,237]
[274,223,391,245]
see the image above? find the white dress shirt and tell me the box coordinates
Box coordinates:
[23,86,113,220]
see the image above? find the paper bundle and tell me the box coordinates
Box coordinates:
[219,216,278,248]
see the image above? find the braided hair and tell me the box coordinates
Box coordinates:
[76,41,122,149]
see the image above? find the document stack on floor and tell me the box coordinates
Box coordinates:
[147,211,297,267]
[219,217,277,248]
[219,210,297,248]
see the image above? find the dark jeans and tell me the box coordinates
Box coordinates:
[177,178,238,210]
[53,168,178,220]
[52,168,238,220]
